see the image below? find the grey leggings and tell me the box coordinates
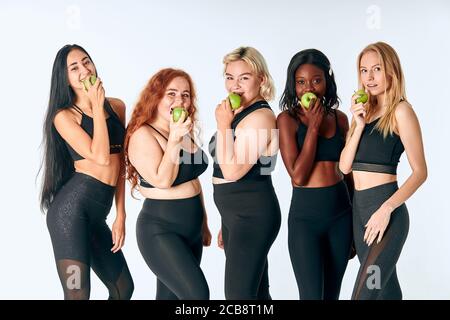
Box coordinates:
[352,181,409,300]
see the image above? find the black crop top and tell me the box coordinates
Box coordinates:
[138,125,209,188]
[208,100,277,181]
[352,118,405,174]
[65,101,125,161]
[296,109,344,162]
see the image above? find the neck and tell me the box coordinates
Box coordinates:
[150,116,170,134]
[73,91,93,111]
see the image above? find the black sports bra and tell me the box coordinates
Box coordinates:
[208,100,277,181]
[352,118,405,174]
[65,101,125,161]
[296,109,344,162]
[138,125,209,188]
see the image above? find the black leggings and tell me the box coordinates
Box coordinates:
[136,195,209,300]
[288,180,353,300]
[352,181,409,300]
[46,172,134,300]
[213,177,281,300]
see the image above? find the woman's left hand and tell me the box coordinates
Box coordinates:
[364,204,394,246]
[111,215,126,253]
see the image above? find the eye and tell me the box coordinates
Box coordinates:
[297,80,305,85]
[240,76,249,81]
[167,92,175,96]
[71,66,78,71]
[374,67,381,72]
[182,93,190,98]
[360,69,367,74]
[313,79,321,84]
[226,76,233,80]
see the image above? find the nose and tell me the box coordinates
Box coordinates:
[367,69,374,80]
[174,94,185,107]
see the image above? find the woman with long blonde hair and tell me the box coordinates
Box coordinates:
[339,42,427,299]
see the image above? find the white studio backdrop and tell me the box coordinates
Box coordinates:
[0,0,449,299]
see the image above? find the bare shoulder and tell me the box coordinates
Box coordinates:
[277,110,298,130]
[54,107,78,125]
[395,101,415,121]
[241,107,276,129]
[335,109,349,130]
[107,97,126,119]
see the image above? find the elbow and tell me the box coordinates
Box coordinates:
[415,166,428,185]
[292,175,307,187]
[95,156,110,166]
[339,161,352,175]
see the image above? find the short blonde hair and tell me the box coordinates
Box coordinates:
[223,47,275,101]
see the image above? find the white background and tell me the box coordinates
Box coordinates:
[0,0,449,299]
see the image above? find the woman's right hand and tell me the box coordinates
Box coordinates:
[350,92,366,128]
[302,96,324,130]
[168,109,193,143]
[86,76,105,110]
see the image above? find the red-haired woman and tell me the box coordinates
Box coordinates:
[125,68,211,300]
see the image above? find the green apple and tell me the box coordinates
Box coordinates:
[300,92,317,109]
[355,89,368,104]
[172,107,188,122]
[81,75,97,91]
[228,93,241,110]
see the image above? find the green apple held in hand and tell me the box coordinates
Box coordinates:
[300,92,317,109]
[355,89,368,104]
[172,107,188,122]
[81,75,97,91]
[228,93,241,110]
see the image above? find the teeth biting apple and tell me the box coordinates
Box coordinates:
[171,106,188,122]
[228,93,242,110]
[81,75,97,91]
[300,92,317,109]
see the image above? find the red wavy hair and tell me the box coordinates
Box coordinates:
[124,68,198,196]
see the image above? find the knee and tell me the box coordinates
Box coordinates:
[64,288,90,300]
[109,275,134,300]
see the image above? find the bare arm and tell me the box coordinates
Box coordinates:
[216,107,276,181]
[277,111,320,186]
[382,102,428,211]
[54,79,111,165]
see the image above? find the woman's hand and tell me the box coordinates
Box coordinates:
[202,222,212,247]
[215,98,243,129]
[111,214,126,253]
[86,76,105,110]
[364,203,394,246]
[217,228,224,249]
[168,110,193,143]
[350,91,367,128]
[301,96,324,130]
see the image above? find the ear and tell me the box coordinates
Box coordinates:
[259,74,266,87]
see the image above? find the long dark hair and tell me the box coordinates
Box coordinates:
[39,44,95,213]
[279,48,340,117]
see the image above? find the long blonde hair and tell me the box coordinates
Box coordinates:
[349,42,407,138]
[223,46,275,101]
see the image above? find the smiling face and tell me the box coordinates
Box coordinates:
[295,63,326,101]
[157,76,191,122]
[359,50,389,96]
[66,48,96,92]
[224,60,264,106]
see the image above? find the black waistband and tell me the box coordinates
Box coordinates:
[352,162,397,175]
